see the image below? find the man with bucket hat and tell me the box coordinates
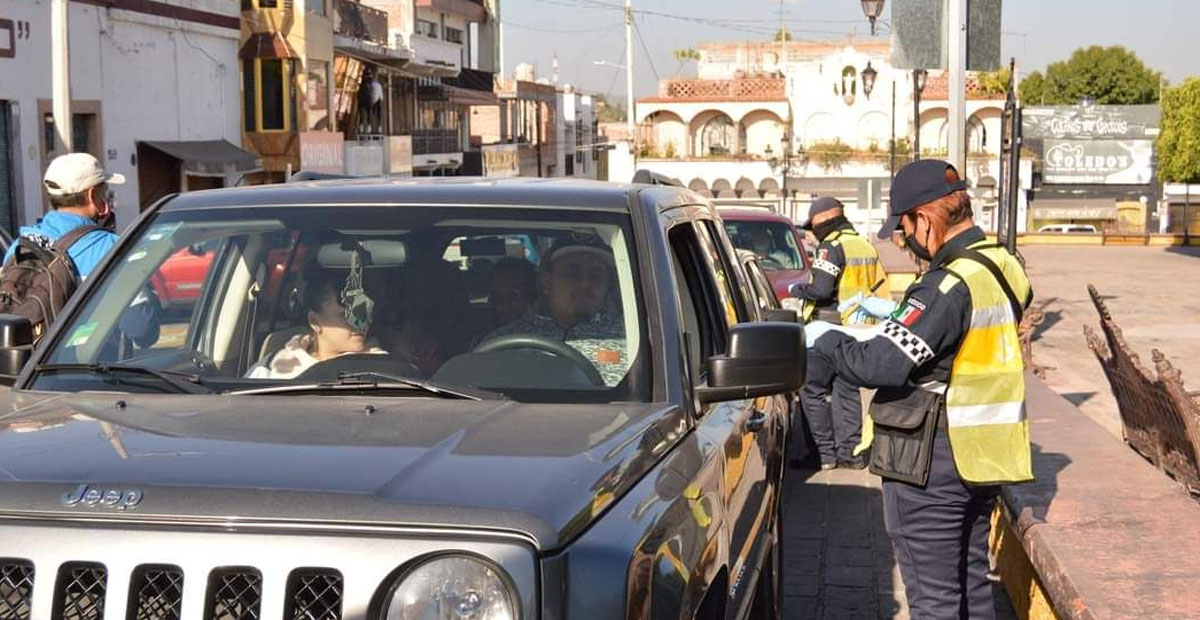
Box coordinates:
[805,160,1033,619]
[790,196,887,470]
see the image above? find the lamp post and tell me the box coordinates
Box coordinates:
[861,61,878,99]
[860,0,886,36]
[765,136,793,218]
[912,69,927,161]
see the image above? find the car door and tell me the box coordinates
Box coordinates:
[668,217,774,616]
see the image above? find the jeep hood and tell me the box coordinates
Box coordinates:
[0,391,687,550]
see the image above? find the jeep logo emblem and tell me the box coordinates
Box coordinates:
[62,484,143,511]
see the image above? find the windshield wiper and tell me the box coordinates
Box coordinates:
[36,363,212,394]
[230,371,501,401]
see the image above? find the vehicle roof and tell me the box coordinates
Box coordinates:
[717,206,796,224]
[160,176,692,213]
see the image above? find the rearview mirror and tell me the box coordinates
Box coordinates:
[697,322,805,403]
[0,314,35,386]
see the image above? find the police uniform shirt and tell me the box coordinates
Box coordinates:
[810,227,987,391]
[795,222,855,310]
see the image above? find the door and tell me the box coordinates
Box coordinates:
[0,101,15,238]
[668,218,771,616]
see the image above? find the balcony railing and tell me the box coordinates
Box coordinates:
[333,0,389,46]
[413,129,461,155]
[657,77,786,101]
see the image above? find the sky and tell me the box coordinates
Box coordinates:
[501,0,1200,102]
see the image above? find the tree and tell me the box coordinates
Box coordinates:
[977,66,1012,97]
[673,48,701,76]
[774,27,792,42]
[1157,78,1200,183]
[594,96,626,123]
[1018,46,1161,105]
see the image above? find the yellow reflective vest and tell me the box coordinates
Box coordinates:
[941,241,1034,484]
[803,229,888,324]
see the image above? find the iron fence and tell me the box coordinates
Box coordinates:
[1085,284,1200,494]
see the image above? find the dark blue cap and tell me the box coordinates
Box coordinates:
[878,159,967,239]
[801,196,843,230]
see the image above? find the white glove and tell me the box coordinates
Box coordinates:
[860,296,899,319]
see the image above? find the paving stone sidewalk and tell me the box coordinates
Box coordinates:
[780,464,1017,619]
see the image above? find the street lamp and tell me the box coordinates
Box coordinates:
[861,61,878,99]
[860,0,886,36]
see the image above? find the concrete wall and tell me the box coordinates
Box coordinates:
[0,1,240,231]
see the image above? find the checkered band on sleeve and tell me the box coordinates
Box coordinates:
[812,258,841,277]
[880,320,935,366]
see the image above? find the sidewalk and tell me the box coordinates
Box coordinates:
[780,464,1017,619]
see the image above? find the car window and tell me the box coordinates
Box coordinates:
[723,219,805,271]
[35,206,650,403]
[669,224,727,383]
[745,259,779,313]
[695,221,747,327]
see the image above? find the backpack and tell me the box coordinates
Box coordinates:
[0,225,104,341]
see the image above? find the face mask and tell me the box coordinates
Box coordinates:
[813,215,847,242]
[904,218,935,262]
[97,210,116,231]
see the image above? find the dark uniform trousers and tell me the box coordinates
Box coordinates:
[883,426,999,620]
[800,307,863,465]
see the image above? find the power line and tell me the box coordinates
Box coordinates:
[505,20,621,34]
[632,20,660,82]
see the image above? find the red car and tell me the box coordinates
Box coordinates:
[150,245,215,311]
[720,206,811,302]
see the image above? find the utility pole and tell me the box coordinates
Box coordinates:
[52,0,73,154]
[624,0,636,164]
[947,0,967,171]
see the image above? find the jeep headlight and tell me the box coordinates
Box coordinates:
[385,555,518,620]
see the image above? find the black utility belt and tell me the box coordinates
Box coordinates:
[868,387,946,487]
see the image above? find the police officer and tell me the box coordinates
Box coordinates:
[791,196,886,469]
[806,160,1033,619]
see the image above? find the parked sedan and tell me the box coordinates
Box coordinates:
[0,177,803,619]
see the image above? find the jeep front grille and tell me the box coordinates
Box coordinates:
[0,558,34,620]
[53,562,107,620]
[206,568,263,620]
[128,565,183,620]
[285,569,343,620]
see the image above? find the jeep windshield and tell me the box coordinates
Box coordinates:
[33,204,651,403]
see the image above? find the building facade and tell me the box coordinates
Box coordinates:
[634,39,1008,230]
[0,0,252,233]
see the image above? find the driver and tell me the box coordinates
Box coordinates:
[481,236,627,386]
[248,268,385,379]
[748,227,792,268]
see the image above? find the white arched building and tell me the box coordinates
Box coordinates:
[634,39,1006,227]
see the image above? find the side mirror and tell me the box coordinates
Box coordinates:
[0,314,35,386]
[697,322,805,403]
[761,308,799,324]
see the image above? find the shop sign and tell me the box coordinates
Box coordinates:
[1043,140,1153,185]
[299,131,345,174]
[483,144,519,178]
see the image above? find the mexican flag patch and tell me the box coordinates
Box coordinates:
[892,298,926,327]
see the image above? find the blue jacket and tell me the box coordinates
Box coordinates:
[4,211,159,351]
[4,211,117,277]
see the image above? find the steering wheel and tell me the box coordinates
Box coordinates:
[758,256,786,270]
[296,353,424,382]
[474,334,606,386]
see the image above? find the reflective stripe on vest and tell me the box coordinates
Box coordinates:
[944,242,1034,484]
[828,230,888,324]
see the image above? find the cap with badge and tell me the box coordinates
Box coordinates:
[877,159,967,240]
[801,196,844,230]
[43,153,125,197]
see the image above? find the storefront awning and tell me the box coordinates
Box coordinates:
[142,140,262,177]
[239,32,299,59]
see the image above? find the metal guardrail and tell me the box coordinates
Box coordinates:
[1085,284,1200,494]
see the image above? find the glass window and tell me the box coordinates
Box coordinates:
[260,59,286,131]
[668,224,725,381]
[723,220,806,271]
[444,27,463,44]
[37,206,649,404]
[696,221,746,327]
[417,19,439,38]
[242,59,256,132]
